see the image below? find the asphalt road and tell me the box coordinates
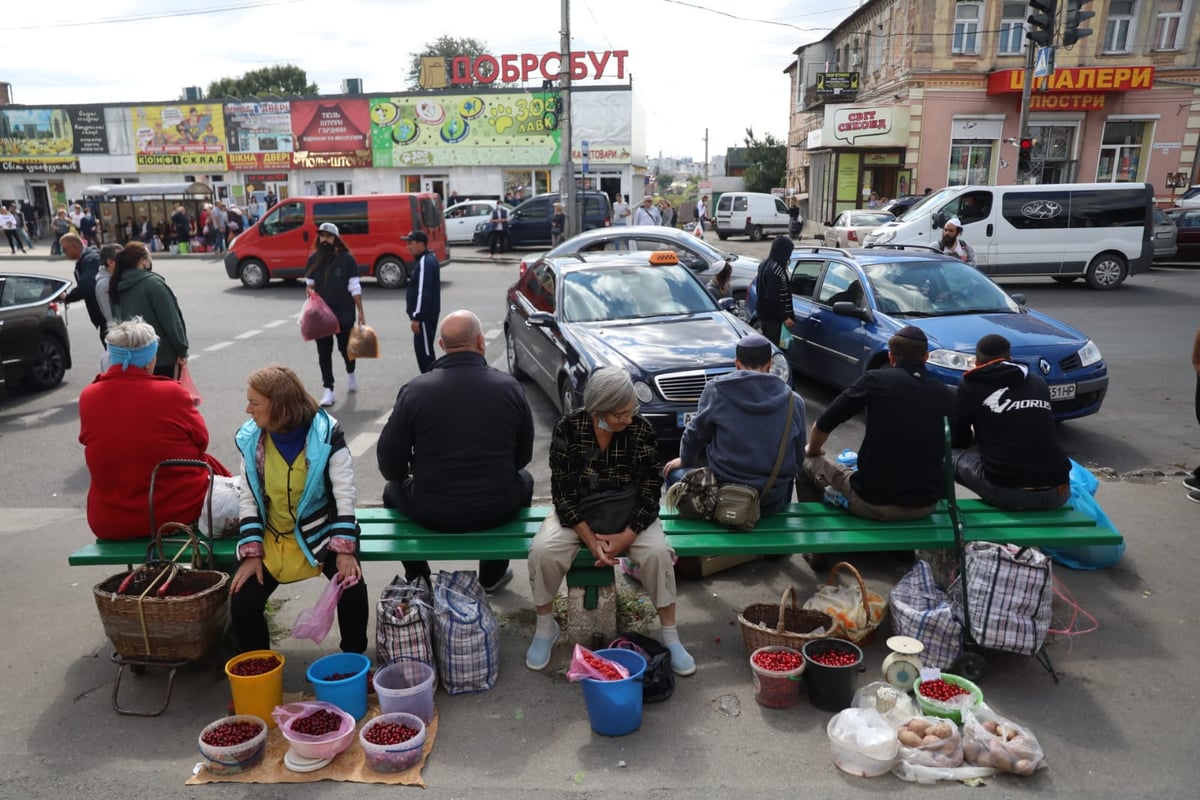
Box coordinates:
[2,242,1197,512]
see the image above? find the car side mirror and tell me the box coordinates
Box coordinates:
[716,296,737,312]
[832,301,874,324]
[814,233,826,242]
[1009,292,1026,305]
[527,311,556,327]
[823,220,832,227]
[933,212,946,229]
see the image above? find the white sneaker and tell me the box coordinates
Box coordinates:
[319,388,335,407]
[347,373,359,393]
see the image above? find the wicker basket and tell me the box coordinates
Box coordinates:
[807,561,887,647]
[738,586,835,655]
[93,524,229,662]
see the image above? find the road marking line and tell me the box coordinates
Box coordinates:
[263,319,289,329]
[374,412,392,426]
[348,431,380,458]
[485,328,500,340]
[204,341,234,352]
[235,330,262,340]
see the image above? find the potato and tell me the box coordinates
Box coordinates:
[929,722,953,739]
[1013,758,1036,776]
[898,730,923,748]
[963,741,980,762]
[907,718,930,735]
[922,734,942,747]
[982,720,999,735]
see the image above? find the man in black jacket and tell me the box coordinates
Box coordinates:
[61,233,108,345]
[756,235,795,347]
[378,309,535,591]
[801,325,954,520]
[950,334,1069,510]
[405,230,440,374]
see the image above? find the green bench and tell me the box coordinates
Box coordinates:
[68,499,1123,608]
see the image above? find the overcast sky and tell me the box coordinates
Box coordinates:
[6,0,857,161]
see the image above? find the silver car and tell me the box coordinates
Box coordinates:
[1152,207,1178,261]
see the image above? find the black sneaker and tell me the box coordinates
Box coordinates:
[1184,476,1200,492]
[482,567,514,593]
[1188,490,1200,505]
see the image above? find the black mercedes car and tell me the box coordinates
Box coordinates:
[504,250,790,442]
[0,272,73,394]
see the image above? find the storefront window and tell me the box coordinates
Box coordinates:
[947,142,993,185]
[1096,120,1150,182]
[1026,124,1079,184]
[501,170,553,201]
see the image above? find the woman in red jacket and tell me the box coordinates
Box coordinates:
[78,318,235,540]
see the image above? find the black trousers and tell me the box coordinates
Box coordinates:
[412,321,436,374]
[760,319,783,350]
[488,229,508,255]
[4,229,24,253]
[1194,375,1200,481]
[383,469,534,586]
[230,548,369,654]
[317,327,355,389]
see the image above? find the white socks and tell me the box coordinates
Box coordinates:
[535,612,558,639]
[660,624,681,646]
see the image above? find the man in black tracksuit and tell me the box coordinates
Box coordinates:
[755,235,795,348]
[405,230,440,374]
[378,310,535,591]
[950,334,1069,510]
[801,325,954,520]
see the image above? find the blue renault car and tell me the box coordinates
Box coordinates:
[747,245,1107,420]
[505,250,790,442]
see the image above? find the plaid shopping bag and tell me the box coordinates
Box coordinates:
[375,575,436,670]
[432,570,500,695]
[948,543,1053,656]
[889,559,962,669]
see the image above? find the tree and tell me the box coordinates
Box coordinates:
[655,172,675,194]
[206,65,318,98]
[741,127,787,194]
[406,36,495,89]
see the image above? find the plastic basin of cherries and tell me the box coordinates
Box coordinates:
[229,656,281,676]
[808,650,859,667]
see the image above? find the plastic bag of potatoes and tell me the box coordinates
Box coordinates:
[895,715,964,769]
[961,706,1045,776]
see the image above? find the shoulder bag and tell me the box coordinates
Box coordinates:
[713,392,795,531]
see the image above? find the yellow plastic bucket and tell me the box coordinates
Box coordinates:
[225,650,286,728]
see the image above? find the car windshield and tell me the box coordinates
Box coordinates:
[853,212,895,225]
[562,264,718,322]
[896,189,954,221]
[862,260,1019,316]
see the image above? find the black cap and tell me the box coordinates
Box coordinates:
[736,333,772,367]
[975,333,1011,361]
[404,231,428,243]
[894,325,928,344]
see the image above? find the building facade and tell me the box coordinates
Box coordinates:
[0,74,644,229]
[786,0,1200,224]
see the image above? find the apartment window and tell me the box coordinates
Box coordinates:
[953,2,982,53]
[1153,0,1184,49]
[871,25,884,68]
[1104,0,1137,53]
[948,142,993,185]
[999,3,1027,55]
[1096,120,1151,182]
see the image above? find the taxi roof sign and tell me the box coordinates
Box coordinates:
[648,251,679,265]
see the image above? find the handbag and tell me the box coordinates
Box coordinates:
[577,485,639,534]
[666,466,719,520]
[347,324,380,359]
[712,392,795,531]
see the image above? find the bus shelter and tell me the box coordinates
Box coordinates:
[80,182,213,245]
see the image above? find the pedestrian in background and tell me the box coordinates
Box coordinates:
[787,196,802,240]
[488,204,510,256]
[61,233,107,344]
[405,230,440,374]
[633,196,661,226]
[110,241,189,379]
[305,222,366,407]
[755,235,795,348]
[551,202,566,246]
[613,194,632,226]
[51,208,71,255]
[659,199,675,228]
[0,205,24,254]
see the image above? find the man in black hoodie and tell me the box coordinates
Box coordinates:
[756,235,795,347]
[950,334,1069,510]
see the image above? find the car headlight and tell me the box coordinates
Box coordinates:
[868,228,895,244]
[927,348,976,372]
[632,380,654,403]
[769,352,790,382]
[1077,339,1102,368]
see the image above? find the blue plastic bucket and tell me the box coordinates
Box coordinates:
[580,648,647,736]
[306,652,371,721]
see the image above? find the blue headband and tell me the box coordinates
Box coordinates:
[108,341,158,371]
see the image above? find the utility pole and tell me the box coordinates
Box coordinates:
[703,128,709,180]
[559,0,577,237]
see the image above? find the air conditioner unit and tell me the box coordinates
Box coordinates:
[183,86,203,101]
[341,78,363,95]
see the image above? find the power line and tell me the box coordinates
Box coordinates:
[8,0,310,31]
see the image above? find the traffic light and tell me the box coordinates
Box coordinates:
[1063,0,1095,46]
[1026,0,1058,47]
[1018,138,1035,176]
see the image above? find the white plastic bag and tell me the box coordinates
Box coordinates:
[827,708,899,777]
[198,475,242,538]
[892,760,996,784]
[852,681,917,729]
[895,715,964,768]
[961,706,1045,776]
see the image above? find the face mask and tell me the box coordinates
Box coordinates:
[596,417,613,432]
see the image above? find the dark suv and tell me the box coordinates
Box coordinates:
[474,191,611,248]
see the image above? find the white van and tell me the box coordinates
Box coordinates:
[862,182,1154,289]
[714,192,793,241]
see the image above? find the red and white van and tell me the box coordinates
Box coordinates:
[223,193,449,289]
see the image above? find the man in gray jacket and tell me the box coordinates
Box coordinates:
[664,334,806,516]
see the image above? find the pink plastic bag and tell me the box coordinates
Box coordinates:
[177,363,202,406]
[299,292,340,341]
[566,644,630,682]
[292,574,359,643]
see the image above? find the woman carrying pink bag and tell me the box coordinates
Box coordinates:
[304,223,366,407]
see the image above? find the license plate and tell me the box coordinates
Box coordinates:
[677,411,696,428]
[1049,383,1076,401]
[1156,231,1172,238]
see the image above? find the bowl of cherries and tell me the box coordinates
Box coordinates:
[275,701,356,761]
[913,672,983,723]
[197,715,268,775]
[359,712,428,773]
